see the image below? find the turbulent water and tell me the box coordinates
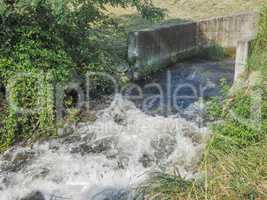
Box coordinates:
[0,95,210,200]
[0,60,234,200]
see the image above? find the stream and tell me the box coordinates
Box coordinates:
[0,59,234,200]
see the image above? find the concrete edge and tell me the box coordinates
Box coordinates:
[129,11,259,34]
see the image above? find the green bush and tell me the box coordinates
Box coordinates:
[207,89,267,149]
[248,6,267,75]
[208,6,267,149]
[197,44,225,61]
[0,0,165,150]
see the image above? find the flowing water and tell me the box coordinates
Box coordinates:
[0,60,234,200]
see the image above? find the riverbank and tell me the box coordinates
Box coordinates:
[0,1,266,199]
[134,6,267,200]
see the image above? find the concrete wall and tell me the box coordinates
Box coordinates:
[234,38,253,81]
[128,12,259,78]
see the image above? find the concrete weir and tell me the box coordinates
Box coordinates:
[128,12,259,80]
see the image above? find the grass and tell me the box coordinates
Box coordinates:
[204,137,267,199]
[107,0,267,31]
[137,137,267,200]
[0,1,266,198]
[135,86,267,199]
[249,6,267,76]
[133,5,267,199]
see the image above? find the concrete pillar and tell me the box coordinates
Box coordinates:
[234,39,251,81]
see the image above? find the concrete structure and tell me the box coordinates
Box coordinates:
[128,12,259,79]
[234,37,254,81]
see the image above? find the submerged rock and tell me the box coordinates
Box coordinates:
[89,187,131,200]
[0,176,10,191]
[0,148,35,172]
[48,139,60,151]
[151,135,177,161]
[61,135,81,144]
[58,125,75,138]
[91,137,118,154]
[139,153,154,168]
[78,136,118,155]
[117,156,129,169]
[69,146,81,154]
[32,167,50,179]
[20,191,45,200]
[114,113,127,126]
[2,148,14,161]
[180,102,208,126]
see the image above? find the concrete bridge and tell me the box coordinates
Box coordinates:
[128,12,259,81]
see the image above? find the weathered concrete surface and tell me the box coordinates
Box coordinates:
[128,12,259,79]
[234,37,254,81]
[197,13,258,48]
[229,36,255,93]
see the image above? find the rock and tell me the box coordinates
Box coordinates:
[2,148,14,161]
[117,156,129,169]
[75,126,97,143]
[0,176,10,190]
[79,143,93,154]
[32,168,50,179]
[151,135,177,161]
[79,137,118,155]
[114,113,126,126]
[180,103,207,125]
[90,187,131,200]
[76,125,94,135]
[181,125,207,145]
[0,148,35,172]
[13,150,35,162]
[21,191,45,200]
[79,110,97,122]
[105,149,119,159]
[58,125,74,138]
[80,133,96,143]
[61,135,81,144]
[48,140,60,151]
[139,153,154,168]
[91,137,118,154]
[69,146,81,154]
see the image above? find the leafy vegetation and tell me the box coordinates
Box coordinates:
[198,44,226,61]
[208,6,267,149]
[0,0,165,151]
[249,6,267,75]
[0,0,266,198]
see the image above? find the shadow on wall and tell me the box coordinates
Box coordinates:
[127,12,259,79]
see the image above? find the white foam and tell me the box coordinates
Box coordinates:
[0,95,210,200]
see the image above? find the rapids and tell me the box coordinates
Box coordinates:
[0,59,234,200]
[0,96,210,200]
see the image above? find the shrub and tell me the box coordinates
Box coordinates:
[0,0,165,150]
[248,6,267,75]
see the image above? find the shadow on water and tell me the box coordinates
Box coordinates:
[127,58,235,116]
